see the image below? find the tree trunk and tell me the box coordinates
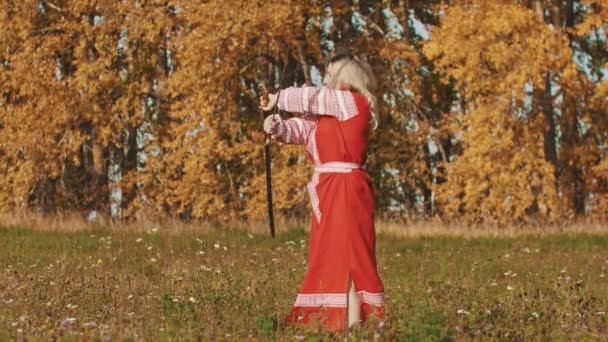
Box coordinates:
[542,73,558,178]
[559,0,587,215]
[531,1,560,197]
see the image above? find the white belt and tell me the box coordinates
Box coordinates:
[308,162,361,224]
[314,162,361,174]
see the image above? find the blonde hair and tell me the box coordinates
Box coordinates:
[325,56,379,130]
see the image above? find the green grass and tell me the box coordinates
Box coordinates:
[0,225,607,340]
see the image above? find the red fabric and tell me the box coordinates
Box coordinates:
[285,92,385,331]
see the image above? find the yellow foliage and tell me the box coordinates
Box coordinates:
[435,100,558,224]
[1,0,606,224]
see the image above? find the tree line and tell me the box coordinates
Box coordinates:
[0,0,606,225]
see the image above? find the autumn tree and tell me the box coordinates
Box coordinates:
[1,0,606,224]
[0,0,177,216]
[425,0,608,223]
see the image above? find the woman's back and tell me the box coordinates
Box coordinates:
[313,92,370,165]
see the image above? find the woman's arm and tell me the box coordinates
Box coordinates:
[265,114,316,145]
[277,86,359,121]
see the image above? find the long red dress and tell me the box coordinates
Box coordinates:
[269,86,385,330]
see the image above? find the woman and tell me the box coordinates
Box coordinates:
[260,53,384,331]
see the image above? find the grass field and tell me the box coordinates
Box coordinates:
[0,222,607,340]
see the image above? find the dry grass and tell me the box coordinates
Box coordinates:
[2,213,607,238]
[0,214,607,340]
[375,220,608,239]
[0,219,312,341]
[0,217,608,341]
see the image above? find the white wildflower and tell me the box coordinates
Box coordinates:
[64,317,77,324]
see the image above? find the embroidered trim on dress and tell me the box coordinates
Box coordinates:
[306,124,322,223]
[356,291,384,306]
[294,293,347,308]
[311,125,321,165]
[308,172,321,223]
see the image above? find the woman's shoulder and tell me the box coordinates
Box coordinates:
[349,92,369,112]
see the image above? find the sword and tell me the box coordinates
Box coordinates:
[258,83,275,238]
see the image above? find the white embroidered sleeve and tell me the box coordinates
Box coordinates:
[277,86,359,121]
[272,115,316,145]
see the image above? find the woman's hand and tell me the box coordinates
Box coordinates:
[259,93,278,111]
[263,114,283,136]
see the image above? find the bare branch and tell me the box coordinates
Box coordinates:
[44,0,66,12]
